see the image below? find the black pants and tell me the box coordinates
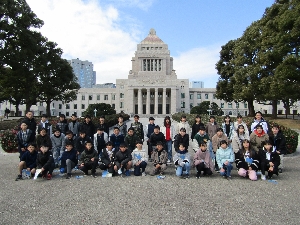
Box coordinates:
[196,162,213,175]
[81,161,98,174]
[261,162,278,177]
[41,162,55,176]
[99,164,115,174]
[134,161,147,176]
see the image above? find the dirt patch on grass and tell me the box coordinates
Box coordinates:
[268,119,300,130]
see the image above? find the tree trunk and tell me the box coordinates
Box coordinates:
[25,103,32,114]
[46,100,51,116]
[271,100,277,119]
[248,100,255,117]
[15,103,20,116]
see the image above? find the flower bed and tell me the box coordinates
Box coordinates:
[0,129,18,153]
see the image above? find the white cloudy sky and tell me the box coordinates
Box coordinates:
[27,0,274,88]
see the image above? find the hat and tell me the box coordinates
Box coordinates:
[149,117,155,121]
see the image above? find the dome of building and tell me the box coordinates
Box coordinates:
[140,28,164,44]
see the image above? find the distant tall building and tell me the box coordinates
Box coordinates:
[68,58,96,88]
[190,81,204,88]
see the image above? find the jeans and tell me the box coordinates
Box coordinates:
[66,159,75,174]
[53,147,63,165]
[176,162,191,176]
[220,163,233,177]
[165,140,172,160]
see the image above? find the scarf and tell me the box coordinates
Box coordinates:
[254,130,265,137]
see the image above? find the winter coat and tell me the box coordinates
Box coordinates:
[212,134,228,153]
[176,121,191,137]
[221,122,234,139]
[101,148,117,167]
[250,131,269,153]
[124,134,141,151]
[94,132,109,151]
[152,149,168,165]
[233,121,249,137]
[80,149,98,164]
[97,123,110,136]
[75,136,92,153]
[235,149,259,171]
[269,130,287,155]
[110,134,125,150]
[194,133,210,146]
[216,146,235,169]
[193,149,214,172]
[56,120,69,134]
[130,122,144,140]
[16,129,35,149]
[231,132,250,153]
[114,149,132,168]
[160,124,175,141]
[115,123,127,136]
[144,123,156,142]
[173,151,191,167]
[60,148,77,168]
[68,121,80,136]
[132,148,148,165]
[36,134,52,150]
[149,132,165,147]
[251,119,268,134]
[206,122,219,140]
[36,150,54,170]
[174,134,189,152]
[37,120,52,136]
[51,133,65,153]
[62,137,75,150]
[21,150,37,169]
[259,148,280,169]
[79,122,95,139]
[191,122,204,140]
[21,117,37,134]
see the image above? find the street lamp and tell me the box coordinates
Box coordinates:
[94,109,97,117]
[207,109,212,115]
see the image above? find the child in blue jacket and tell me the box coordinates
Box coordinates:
[60,141,77,179]
[16,143,37,180]
[216,140,235,180]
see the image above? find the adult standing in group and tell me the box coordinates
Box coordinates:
[250,111,268,134]
[233,115,249,137]
[144,117,156,160]
[97,115,110,136]
[160,116,175,163]
[221,115,234,140]
[115,115,127,136]
[68,114,80,137]
[79,115,96,141]
[56,114,68,135]
[176,115,191,138]
[37,114,52,137]
[21,111,37,138]
[130,115,144,142]
[191,115,204,141]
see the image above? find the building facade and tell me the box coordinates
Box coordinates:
[0,29,298,118]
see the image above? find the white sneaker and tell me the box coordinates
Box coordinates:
[261,175,266,180]
[142,172,146,176]
[167,160,171,163]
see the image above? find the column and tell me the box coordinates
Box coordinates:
[162,88,166,114]
[171,87,177,114]
[138,88,142,115]
[146,88,150,115]
[154,88,158,114]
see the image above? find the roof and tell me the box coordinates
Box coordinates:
[140,28,164,44]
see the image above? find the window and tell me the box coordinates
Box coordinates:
[277,101,280,105]
[205,94,208,99]
[228,103,232,108]
[74,104,77,109]
[104,95,108,100]
[221,103,224,108]
[66,112,69,117]
[120,102,123,108]
[142,59,162,71]
[213,94,216,99]
[190,104,193,109]
[190,94,193,100]
[89,95,93,100]
[59,104,62,109]
[166,92,170,97]
[150,92,154,98]
[120,93,124,98]
[97,95,100,100]
[82,95,85,100]
[112,104,115,109]
[134,92,138,98]
[39,102,43,106]
[181,93,185,98]
[236,103,239,108]
[112,95,115,100]
[197,93,201,99]
[181,102,185,108]
[52,103,55,107]
[244,103,247,108]
[81,104,85,109]
[66,104,70,109]
[158,92,162,98]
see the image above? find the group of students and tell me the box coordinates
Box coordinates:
[15,111,286,181]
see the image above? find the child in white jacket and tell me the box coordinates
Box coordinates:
[132,140,148,176]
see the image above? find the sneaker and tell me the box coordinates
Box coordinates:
[15,174,22,181]
[47,174,52,180]
[142,172,146,176]
[83,172,88,176]
[167,159,171,163]
[196,173,200,179]
[227,176,232,180]
[184,174,190,179]
[261,175,266,180]
[66,174,71,179]
[91,173,97,178]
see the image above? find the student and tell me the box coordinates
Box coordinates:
[259,141,280,180]
[56,114,68,135]
[173,143,191,179]
[132,140,148,176]
[144,117,156,161]
[149,125,165,152]
[94,127,109,157]
[79,140,98,177]
[21,111,37,138]
[114,143,133,177]
[51,129,65,167]
[36,143,55,180]
[75,131,92,161]
[60,141,77,179]
[250,124,269,153]
[250,111,268,134]
[124,127,141,153]
[160,116,175,163]
[99,141,117,176]
[236,140,259,181]
[62,130,75,150]
[205,115,219,140]
[216,140,235,180]
[16,122,35,159]
[231,125,250,158]
[68,114,80,137]
[193,142,214,178]
[130,115,144,141]
[115,115,127,136]
[97,115,109,136]
[212,128,228,171]
[233,115,249,136]
[221,115,234,140]
[16,143,37,180]
[37,114,52,136]
[79,115,95,141]
[269,124,286,173]
[150,142,168,176]
[174,128,189,153]
[191,115,204,140]
[36,128,52,151]
[176,115,191,137]
[110,127,124,152]
[193,126,210,152]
